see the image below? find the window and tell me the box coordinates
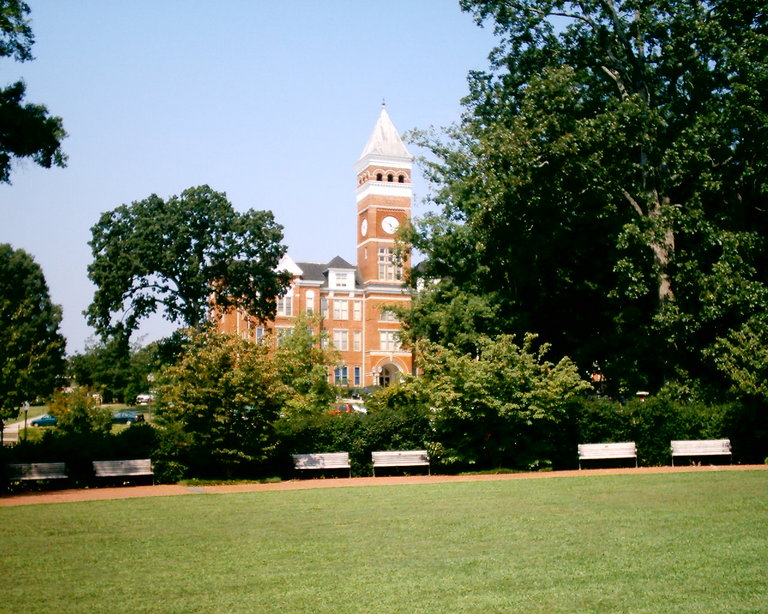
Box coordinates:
[376,173,383,181]
[387,174,394,182]
[353,330,362,352]
[379,307,398,322]
[378,248,403,281]
[305,290,315,314]
[354,366,361,387]
[255,326,264,343]
[333,299,349,320]
[353,300,362,321]
[332,271,350,289]
[334,365,348,385]
[320,297,328,317]
[379,330,401,352]
[276,287,293,316]
[333,329,349,351]
[398,175,405,183]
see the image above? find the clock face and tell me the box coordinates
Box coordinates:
[381,215,400,235]
[360,219,368,236]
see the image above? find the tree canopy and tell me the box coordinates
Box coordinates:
[87,185,291,341]
[155,329,287,477]
[406,0,768,397]
[0,0,66,183]
[0,243,65,423]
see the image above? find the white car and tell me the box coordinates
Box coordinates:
[135,393,155,405]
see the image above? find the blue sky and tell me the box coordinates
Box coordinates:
[1,1,497,355]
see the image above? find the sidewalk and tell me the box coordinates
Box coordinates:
[2,464,765,507]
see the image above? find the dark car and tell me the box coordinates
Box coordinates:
[112,410,145,424]
[30,413,58,427]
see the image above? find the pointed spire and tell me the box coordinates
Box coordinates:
[359,105,412,160]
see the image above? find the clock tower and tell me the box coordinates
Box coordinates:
[354,105,413,285]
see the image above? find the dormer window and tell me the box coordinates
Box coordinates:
[330,270,351,289]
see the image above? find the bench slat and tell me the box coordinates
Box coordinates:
[292,453,351,477]
[93,459,153,478]
[7,462,67,480]
[578,442,637,469]
[671,439,731,465]
[372,450,430,476]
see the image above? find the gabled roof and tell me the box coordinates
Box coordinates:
[293,257,362,290]
[325,256,355,270]
[358,105,413,160]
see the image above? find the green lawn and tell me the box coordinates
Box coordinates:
[2,471,766,613]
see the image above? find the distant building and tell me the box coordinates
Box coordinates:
[218,106,413,387]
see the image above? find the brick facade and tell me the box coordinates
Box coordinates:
[218,106,413,388]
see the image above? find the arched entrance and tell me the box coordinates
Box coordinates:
[374,362,403,387]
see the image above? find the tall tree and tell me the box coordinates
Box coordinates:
[87,185,291,340]
[412,334,589,469]
[0,0,66,183]
[155,330,286,477]
[273,313,339,417]
[407,0,768,394]
[0,244,65,430]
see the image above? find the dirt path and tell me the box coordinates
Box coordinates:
[2,464,765,507]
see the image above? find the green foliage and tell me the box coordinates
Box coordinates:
[0,244,65,423]
[0,0,66,182]
[48,387,111,436]
[570,396,763,466]
[87,185,291,340]
[274,312,339,416]
[154,329,286,478]
[274,402,431,476]
[413,334,591,469]
[68,331,188,403]
[708,314,768,402]
[407,0,768,396]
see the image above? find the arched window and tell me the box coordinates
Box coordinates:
[387,174,394,182]
[398,175,405,183]
[376,173,383,181]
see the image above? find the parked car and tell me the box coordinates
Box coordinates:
[135,392,155,405]
[112,410,145,424]
[30,413,58,427]
[330,401,367,415]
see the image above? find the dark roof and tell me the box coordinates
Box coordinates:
[325,255,355,270]
[295,256,361,289]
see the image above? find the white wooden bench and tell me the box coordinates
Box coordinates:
[292,452,351,477]
[372,450,430,476]
[93,459,154,483]
[671,439,732,466]
[6,462,68,481]
[578,442,638,469]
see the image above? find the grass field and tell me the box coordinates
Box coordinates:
[1,471,766,613]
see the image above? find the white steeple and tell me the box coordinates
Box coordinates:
[355,105,413,173]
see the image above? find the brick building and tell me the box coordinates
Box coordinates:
[218,106,413,388]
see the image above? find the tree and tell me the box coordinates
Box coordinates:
[273,312,339,417]
[87,185,291,341]
[0,244,65,431]
[48,387,111,436]
[68,331,188,403]
[154,329,287,477]
[0,0,66,183]
[407,0,768,394]
[412,334,590,469]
